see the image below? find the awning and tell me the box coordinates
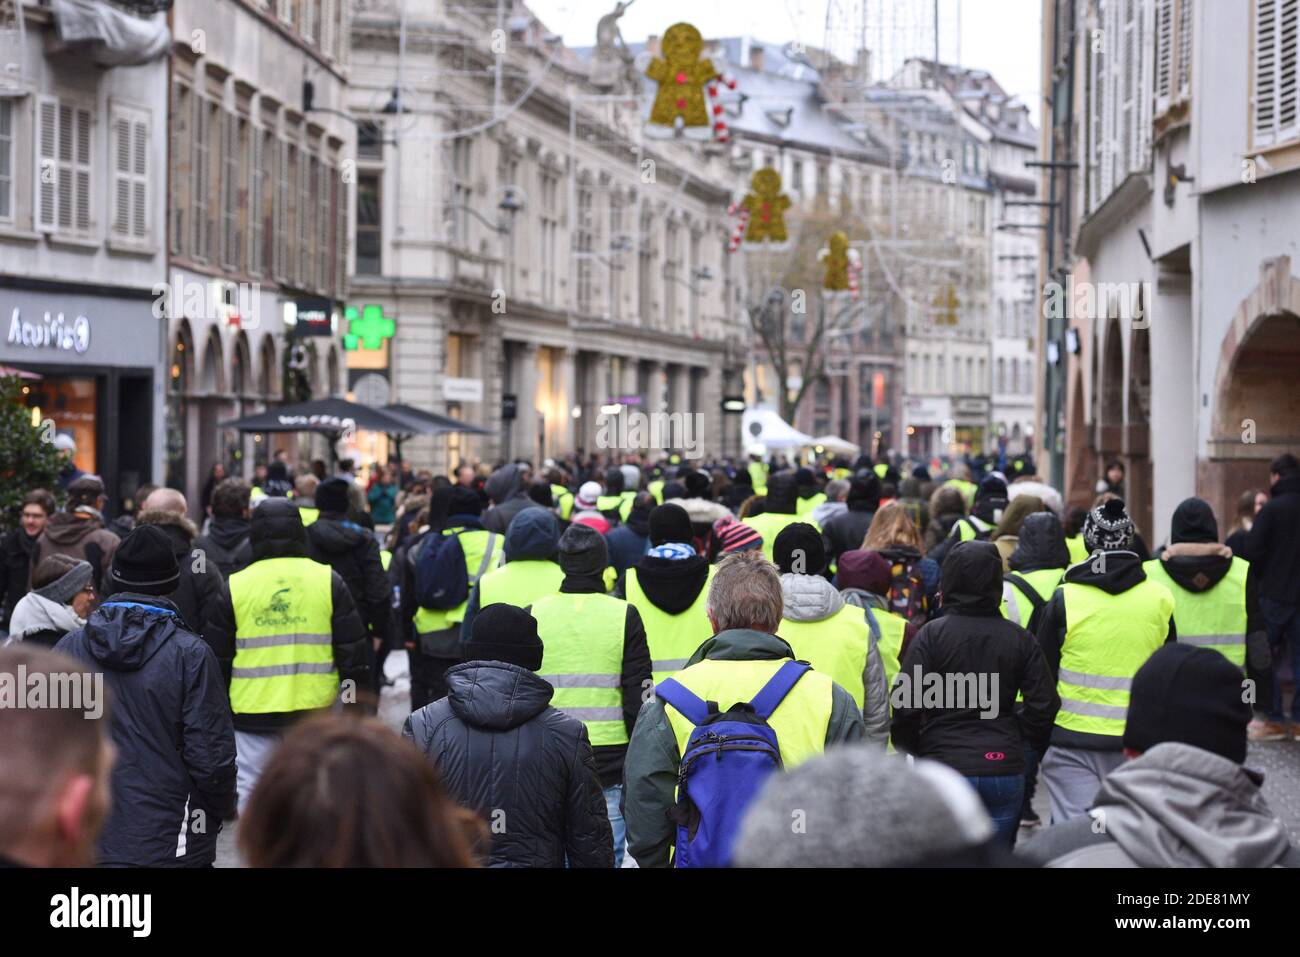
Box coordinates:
[742,406,814,451]
[218,398,416,435]
[380,403,494,437]
[811,434,861,455]
[51,0,170,67]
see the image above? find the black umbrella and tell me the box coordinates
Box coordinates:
[380,402,493,436]
[219,397,415,435]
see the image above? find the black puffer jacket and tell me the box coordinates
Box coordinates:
[105,510,231,675]
[207,499,371,733]
[890,541,1059,775]
[193,516,253,579]
[307,515,394,648]
[55,594,236,867]
[821,475,880,567]
[403,660,614,868]
[1,528,39,629]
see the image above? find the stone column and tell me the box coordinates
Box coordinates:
[514,340,540,465]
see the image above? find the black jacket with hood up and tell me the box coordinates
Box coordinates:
[482,464,544,534]
[1004,512,1072,635]
[307,512,395,649]
[821,474,882,567]
[56,594,237,867]
[193,516,253,579]
[207,499,370,733]
[890,541,1059,774]
[1152,498,1262,635]
[403,660,614,867]
[1036,548,1176,751]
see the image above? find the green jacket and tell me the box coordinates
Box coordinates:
[622,628,865,868]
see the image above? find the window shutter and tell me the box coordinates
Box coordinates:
[317,162,330,290]
[1254,0,1300,147]
[170,84,187,255]
[73,106,91,233]
[36,96,57,230]
[191,95,208,259]
[1156,0,1174,107]
[221,111,239,268]
[1176,0,1193,98]
[111,110,132,239]
[1137,0,1154,169]
[249,129,264,275]
[1282,0,1300,140]
[334,171,347,297]
[1089,27,1103,210]
[0,101,11,221]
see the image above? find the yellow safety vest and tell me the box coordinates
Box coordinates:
[299,506,319,527]
[413,527,503,637]
[1143,556,1249,668]
[596,493,634,521]
[747,462,769,495]
[478,558,564,611]
[951,515,993,542]
[867,606,908,698]
[647,480,665,505]
[944,479,977,509]
[379,549,392,572]
[550,485,574,521]
[533,592,630,746]
[796,492,826,517]
[229,556,337,714]
[1065,535,1088,565]
[742,512,820,563]
[778,605,871,710]
[1000,567,1065,627]
[1055,579,1174,738]
[625,566,716,683]
[661,657,833,768]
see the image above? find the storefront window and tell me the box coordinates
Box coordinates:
[25,377,97,475]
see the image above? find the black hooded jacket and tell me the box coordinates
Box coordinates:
[105,510,231,675]
[55,594,236,867]
[890,542,1059,774]
[626,553,710,615]
[306,514,395,649]
[1,528,39,628]
[1008,512,1071,573]
[763,473,800,515]
[207,500,370,732]
[482,465,543,534]
[1243,471,1300,604]
[1151,498,1262,637]
[403,660,614,867]
[193,516,253,579]
[1035,550,1177,750]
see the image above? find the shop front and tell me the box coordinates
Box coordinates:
[2,284,165,512]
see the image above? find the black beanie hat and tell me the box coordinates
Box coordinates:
[683,470,712,500]
[110,525,181,596]
[316,477,350,514]
[1083,497,1135,551]
[1123,643,1251,764]
[649,503,694,546]
[447,486,482,517]
[465,604,544,671]
[773,522,826,575]
[1170,497,1219,545]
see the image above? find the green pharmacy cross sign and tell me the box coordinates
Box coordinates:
[343,304,395,351]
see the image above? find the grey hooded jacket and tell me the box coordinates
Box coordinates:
[482,464,544,534]
[1019,742,1300,867]
[778,573,889,747]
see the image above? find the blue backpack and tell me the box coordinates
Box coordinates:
[654,659,811,868]
[413,529,469,610]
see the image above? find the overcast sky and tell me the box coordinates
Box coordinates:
[530,0,1043,126]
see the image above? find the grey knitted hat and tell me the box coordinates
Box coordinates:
[34,559,94,606]
[733,746,994,868]
[1083,497,1135,551]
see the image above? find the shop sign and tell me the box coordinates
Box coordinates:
[7,308,92,354]
[443,377,484,402]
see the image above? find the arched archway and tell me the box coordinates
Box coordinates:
[200,328,225,396]
[165,321,196,491]
[258,334,279,400]
[1205,256,1300,520]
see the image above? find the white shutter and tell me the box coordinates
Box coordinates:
[110,105,150,241]
[1176,0,1194,99]
[0,101,12,221]
[334,172,347,297]
[191,95,209,259]
[1101,0,1118,198]
[1089,26,1104,210]
[1281,0,1300,140]
[1138,0,1154,169]
[36,96,57,230]
[73,106,90,233]
[1121,0,1136,176]
[1255,0,1300,147]
[1156,0,1174,108]
[170,83,187,256]
[220,111,239,268]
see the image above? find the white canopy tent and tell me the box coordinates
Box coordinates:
[811,434,861,455]
[742,406,815,453]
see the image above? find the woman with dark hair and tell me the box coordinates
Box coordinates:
[1095,458,1125,497]
[240,714,481,867]
[6,555,94,647]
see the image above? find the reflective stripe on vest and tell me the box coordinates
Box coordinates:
[1143,555,1248,668]
[625,566,716,684]
[413,528,503,636]
[229,556,336,714]
[660,657,833,768]
[1055,579,1174,737]
[742,512,820,563]
[533,592,629,746]
[478,559,564,611]
[778,605,871,709]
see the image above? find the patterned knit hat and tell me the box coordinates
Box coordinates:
[712,515,762,554]
[1083,497,1135,551]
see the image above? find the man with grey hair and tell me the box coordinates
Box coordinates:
[623,550,865,867]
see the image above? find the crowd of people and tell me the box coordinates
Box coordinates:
[1,444,1299,869]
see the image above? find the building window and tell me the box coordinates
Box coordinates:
[576,186,594,315]
[663,220,679,329]
[451,138,473,244]
[1254,0,1300,148]
[355,172,380,275]
[188,95,211,259]
[249,127,267,276]
[540,171,559,304]
[169,83,189,256]
[358,120,382,160]
[36,98,94,236]
[0,100,13,222]
[110,104,151,245]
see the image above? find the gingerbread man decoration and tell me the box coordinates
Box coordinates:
[821,231,851,291]
[741,168,791,245]
[645,23,716,138]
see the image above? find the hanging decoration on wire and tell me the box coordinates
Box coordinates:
[644,21,738,142]
[819,231,862,299]
[728,167,791,252]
